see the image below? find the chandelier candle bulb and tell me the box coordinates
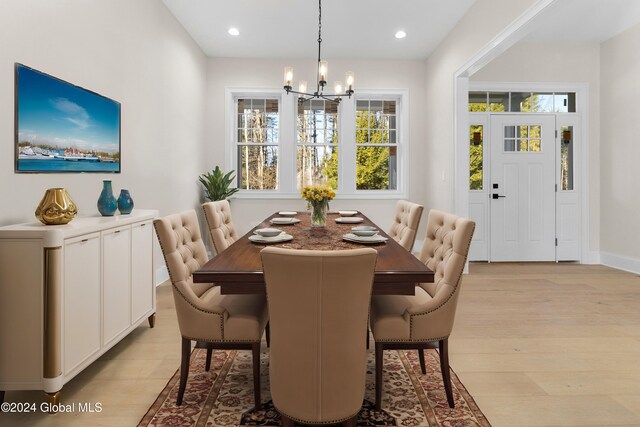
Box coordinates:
[319,61,328,85]
[284,67,293,88]
[334,81,343,95]
[345,71,354,92]
[299,80,307,93]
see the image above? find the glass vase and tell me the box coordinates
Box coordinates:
[311,199,328,227]
[97,180,117,216]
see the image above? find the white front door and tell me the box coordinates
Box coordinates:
[490,115,556,261]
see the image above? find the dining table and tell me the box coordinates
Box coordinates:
[193,211,434,295]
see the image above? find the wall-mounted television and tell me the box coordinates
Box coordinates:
[15,63,121,173]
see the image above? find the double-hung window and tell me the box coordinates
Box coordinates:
[235,98,279,190]
[227,89,407,198]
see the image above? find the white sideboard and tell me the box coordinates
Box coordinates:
[0,209,158,404]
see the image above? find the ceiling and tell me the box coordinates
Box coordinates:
[524,0,640,43]
[161,0,476,59]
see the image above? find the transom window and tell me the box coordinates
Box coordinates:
[469,91,576,113]
[355,100,397,190]
[236,98,279,189]
[297,100,338,190]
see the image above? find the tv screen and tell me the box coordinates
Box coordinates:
[15,63,121,173]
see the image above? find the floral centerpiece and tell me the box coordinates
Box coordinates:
[301,185,336,227]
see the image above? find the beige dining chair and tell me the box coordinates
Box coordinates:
[202,200,239,255]
[387,200,424,251]
[261,247,378,426]
[154,210,268,407]
[370,209,475,410]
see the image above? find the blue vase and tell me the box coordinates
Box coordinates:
[97,180,117,216]
[117,189,134,214]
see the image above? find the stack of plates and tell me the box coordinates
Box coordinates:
[343,233,388,244]
[249,228,293,244]
[270,217,301,225]
[335,216,364,224]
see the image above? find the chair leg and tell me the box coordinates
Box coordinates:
[343,414,358,426]
[439,339,454,408]
[205,347,213,371]
[418,348,427,374]
[375,342,384,411]
[252,342,261,407]
[366,328,370,349]
[280,413,295,427]
[265,322,271,348]
[177,337,191,406]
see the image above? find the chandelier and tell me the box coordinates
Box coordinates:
[283,0,354,103]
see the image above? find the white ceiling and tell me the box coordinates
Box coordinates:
[524,0,640,43]
[162,0,476,59]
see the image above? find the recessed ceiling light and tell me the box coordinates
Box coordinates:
[395,30,406,39]
[228,27,240,36]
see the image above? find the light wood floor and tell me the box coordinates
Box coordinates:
[2,263,640,426]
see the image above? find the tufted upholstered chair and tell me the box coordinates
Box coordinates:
[202,200,239,255]
[153,210,268,407]
[370,209,475,410]
[261,247,378,427]
[387,200,424,251]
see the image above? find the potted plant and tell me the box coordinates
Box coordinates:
[198,166,240,201]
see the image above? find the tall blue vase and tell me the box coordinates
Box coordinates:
[117,189,134,214]
[97,180,117,216]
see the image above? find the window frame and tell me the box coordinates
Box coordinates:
[225,87,408,199]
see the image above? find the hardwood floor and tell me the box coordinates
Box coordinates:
[1,262,639,426]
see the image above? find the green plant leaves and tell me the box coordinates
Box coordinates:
[198,166,240,201]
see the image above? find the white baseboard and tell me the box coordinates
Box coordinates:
[584,251,601,265]
[600,251,640,275]
[155,265,169,287]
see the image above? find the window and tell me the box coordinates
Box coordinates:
[469,91,576,113]
[355,100,397,190]
[469,125,483,190]
[227,89,407,198]
[560,126,574,190]
[297,100,338,189]
[236,98,279,189]
[503,125,541,152]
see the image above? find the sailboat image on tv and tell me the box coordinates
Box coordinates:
[15,63,121,173]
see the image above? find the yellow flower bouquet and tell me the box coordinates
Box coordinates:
[301,185,335,227]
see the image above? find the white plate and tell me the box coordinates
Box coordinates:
[254,227,283,237]
[278,211,297,216]
[338,210,358,216]
[352,226,377,232]
[249,233,293,244]
[270,217,301,225]
[335,217,364,224]
[343,233,388,244]
[352,230,378,237]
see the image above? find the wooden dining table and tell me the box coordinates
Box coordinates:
[193,211,434,295]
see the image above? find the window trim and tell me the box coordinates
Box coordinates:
[225,87,408,199]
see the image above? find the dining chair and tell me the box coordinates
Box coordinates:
[202,200,239,255]
[387,200,424,251]
[370,209,475,410]
[154,210,268,407]
[261,247,378,427]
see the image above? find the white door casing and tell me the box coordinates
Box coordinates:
[490,114,556,261]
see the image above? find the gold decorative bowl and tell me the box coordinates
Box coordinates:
[35,188,78,225]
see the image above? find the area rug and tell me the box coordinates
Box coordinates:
[138,347,491,426]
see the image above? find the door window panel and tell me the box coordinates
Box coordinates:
[561,126,574,190]
[504,125,542,152]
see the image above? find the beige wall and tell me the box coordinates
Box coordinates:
[422,0,539,213]
[600,23,640,261]
[0,0,207,226]
[471,42,601,252]
[205,58,427,236]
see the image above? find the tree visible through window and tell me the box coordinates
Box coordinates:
[297,100,339,190]
[236,98,279,190]
[355,100,397,190]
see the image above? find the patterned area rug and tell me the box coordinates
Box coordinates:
[138,347,491,426]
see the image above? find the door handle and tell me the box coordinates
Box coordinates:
[491,194,506,199]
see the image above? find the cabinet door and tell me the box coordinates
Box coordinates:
[64,233,101,375]
[131,221,153,323]
[102,226,131,345]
